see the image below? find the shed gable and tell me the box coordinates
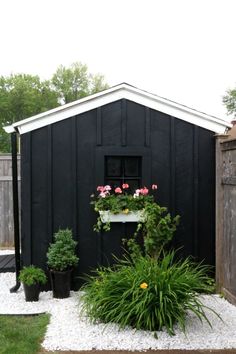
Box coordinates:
[4,83,231,135]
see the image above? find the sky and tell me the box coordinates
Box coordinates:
[1,0,236,121]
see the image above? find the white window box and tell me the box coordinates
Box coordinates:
[99,210,145,223]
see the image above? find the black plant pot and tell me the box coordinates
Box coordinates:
[50,269,72,299]
[23,283,41,302]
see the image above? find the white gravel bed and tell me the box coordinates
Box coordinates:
[0,249,15,255]
[1,272,236,351]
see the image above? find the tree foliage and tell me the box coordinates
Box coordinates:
[52,62,109,104]
[0,62,109,152]
[223,87,236,116]
[0,74,59,152]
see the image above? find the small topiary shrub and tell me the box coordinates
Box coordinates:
[81,252,218,335]
[47,228,79,271]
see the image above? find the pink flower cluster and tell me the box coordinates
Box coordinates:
[133,184,157,198]
[133,187,148,197]
[96,183,158,198]
[97,185,112,198]
[97,184,129,197]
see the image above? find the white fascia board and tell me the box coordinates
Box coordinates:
[123,88,231,133]
[11,83,231,134]
[15,89,125,134]
[3,125,16,133]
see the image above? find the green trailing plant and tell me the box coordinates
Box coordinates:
[47,228,79,271]
[19,265,47,286]
[134,203,179,259]
[81,251,219,335]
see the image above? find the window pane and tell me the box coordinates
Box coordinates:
[106,179,122,190]
[125,179,140,192]
[124,157,140,177]
[106,157,122,177]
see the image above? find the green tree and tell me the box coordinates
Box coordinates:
[51,62,109,104]
[0,63,109,152]
[223,87,236,116]
[0,74,59,152]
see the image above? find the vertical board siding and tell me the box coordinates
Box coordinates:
[71,117,78,249]
[193,126,199,258]
[198,130,215,265]
[20,99,216,285]
[96,107,102,146]
[21,134,32,264]
[175,119,194,257]
[145,108,151,147]
[170,117,176,215]
[150,110,171,207]
[102,101,122,146]
[76,109,98,277]
[52,120,74,231]
[47,126,53,243]
[121,99,127,146]
[31,128,49,266]
[126,100,145,146]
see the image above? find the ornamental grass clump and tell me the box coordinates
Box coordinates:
[81,252,218,335]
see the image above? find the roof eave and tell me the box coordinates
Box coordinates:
[6,83,231,135]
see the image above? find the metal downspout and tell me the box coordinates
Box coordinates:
[10,132,21,293]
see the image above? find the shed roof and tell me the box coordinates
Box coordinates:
[4,83,231,134]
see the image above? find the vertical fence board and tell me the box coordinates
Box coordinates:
[0,154,20,247]
[216,137,236,304]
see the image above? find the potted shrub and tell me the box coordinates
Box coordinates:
[19,265,47,302]
[47,228,79,299]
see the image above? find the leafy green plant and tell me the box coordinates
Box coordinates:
[135,203,180,259]
[47,228,79,271]
[81,251,218,335]
[92,183,179,258]
[19,265,47,286]
[91,184,155,232]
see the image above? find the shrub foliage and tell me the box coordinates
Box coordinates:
[47,228,79,271]
[19,265,47,286]
[81,252,216,335]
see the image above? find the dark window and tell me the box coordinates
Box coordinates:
[105,156,141,192]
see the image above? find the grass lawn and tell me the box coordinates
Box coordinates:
[0,314,50,354]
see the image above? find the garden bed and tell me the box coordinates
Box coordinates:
[0,273,236,351]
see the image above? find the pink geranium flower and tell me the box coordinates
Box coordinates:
[140,187,149,195]
[99,191,107,198]
[115,187,122,194]
[122,183,129,189]
[152,184,158,190]
[104,185,112,191]
[97,186,105,192]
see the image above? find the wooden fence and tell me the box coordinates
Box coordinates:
[216,131,236,304]
[0,154,20,247]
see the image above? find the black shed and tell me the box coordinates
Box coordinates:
[5,83,230,288]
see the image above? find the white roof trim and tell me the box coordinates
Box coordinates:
[5,83,231,134]
[3,125,16,133]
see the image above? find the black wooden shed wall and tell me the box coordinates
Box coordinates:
[21,99,215,286]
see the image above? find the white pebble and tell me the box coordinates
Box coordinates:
[0,272,236,351]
